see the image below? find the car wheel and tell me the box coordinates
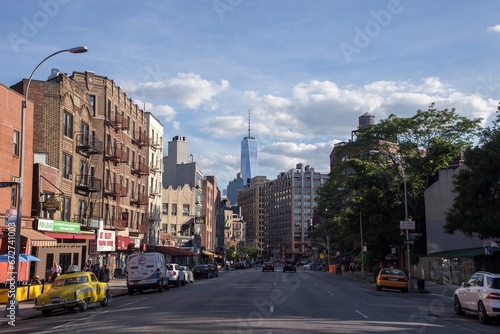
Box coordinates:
[453,296,464,315]
[128,288,135,295]
[67,306,76,312]
[100,291,110,306]
[376,285,382,291]
[478,301,491,324]
[79,298,89,312]
[42,309,52,317]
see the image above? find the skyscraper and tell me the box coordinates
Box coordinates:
[240,109,258,186]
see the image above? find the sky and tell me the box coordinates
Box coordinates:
[2,0,500,190]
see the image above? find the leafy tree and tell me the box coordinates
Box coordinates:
[316,104,482,269]
[445,106,500,239]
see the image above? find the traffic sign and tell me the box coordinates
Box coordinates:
[404,240,415,245]
[400,221,415,230]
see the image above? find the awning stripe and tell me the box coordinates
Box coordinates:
[20,229,57,247]
[44,232,95,240]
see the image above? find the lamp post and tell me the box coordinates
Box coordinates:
[6,46,88,317]
[369,149,411,285]
[360,211,365,279]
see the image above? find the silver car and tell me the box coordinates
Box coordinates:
[180,265,194,284]
[453,271,500,324]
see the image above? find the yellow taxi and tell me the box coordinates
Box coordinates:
[376,268,409,293]
[33,267,110,316]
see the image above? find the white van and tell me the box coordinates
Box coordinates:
[126,252,169,295]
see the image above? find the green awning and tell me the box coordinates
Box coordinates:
[428,247,500,258]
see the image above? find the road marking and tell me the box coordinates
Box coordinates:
[270,306,274,313]
[355,310,368,318]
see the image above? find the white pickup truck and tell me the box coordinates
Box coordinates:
[167,263,186,287]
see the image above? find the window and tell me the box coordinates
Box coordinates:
[13,130,19,156]
[63,153,72,179]
[81,121,89,145]
[61,197,71,221]
[89,95,96,117]
[171,203,177,216]
[183,204,190,216]
[162,203,168,215]
[63,111,73,138]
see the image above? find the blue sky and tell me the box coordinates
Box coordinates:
[2,0,500,190]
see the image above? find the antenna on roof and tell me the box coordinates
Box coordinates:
[248,108,251,138]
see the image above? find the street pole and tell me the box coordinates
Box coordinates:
[5,46,88,318]
[360,211,364,279]
[402,167,411,286]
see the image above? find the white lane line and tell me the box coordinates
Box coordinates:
[355,310,368,318]
[270,306,274,313]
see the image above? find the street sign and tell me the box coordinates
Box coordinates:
[400,220,415,230]
[194,216,205,225]
[0,181,17,188]
[404,240,415,245]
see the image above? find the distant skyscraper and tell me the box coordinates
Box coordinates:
[241,109,258,185]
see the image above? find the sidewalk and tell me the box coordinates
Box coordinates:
[1,279,128,326]
[340,270,458,297]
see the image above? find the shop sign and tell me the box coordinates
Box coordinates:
[97,229,116,252]
[38,219,81,233]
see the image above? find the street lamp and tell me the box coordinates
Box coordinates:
[369,149,411,285]
[7,46,88,317]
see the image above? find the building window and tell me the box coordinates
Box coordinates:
[13,130,19,156]
[63,153,72,179]
[61,197,71,221]
[89,95,96,117]
[183,204,190,216]
[162,203,168,215]
[63,111,73,138]
[171,204,177,216]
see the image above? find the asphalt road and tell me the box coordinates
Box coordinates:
[2,264,498,333]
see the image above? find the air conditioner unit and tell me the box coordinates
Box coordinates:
[67,174,72,180]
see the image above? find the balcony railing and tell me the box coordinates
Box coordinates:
[75,175,101,193]
[130,193,148,206]
[76,134,103,157]
[133,131,149,148]
[131,161,149,176]
[106,113,129,131]
[104,183,127,198]
[105,144,128,164]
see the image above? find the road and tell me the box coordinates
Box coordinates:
[3,264,498,333]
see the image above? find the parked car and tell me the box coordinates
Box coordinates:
[192,264,212,279]
[283,261,296,273]
[33,269,109,317]
[302,263,313,270]
[167,263,186,287]
[206,263,219,277]
[262,261,274,272]
[453,271,500,324]
[126,252,169,295]
[235,261,247,269]
[180,265,194,284]
[375,268,409,293]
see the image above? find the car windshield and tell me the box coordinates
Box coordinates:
[53,275,88,287]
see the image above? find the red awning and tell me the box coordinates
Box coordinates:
[153,246,196,256]
[44,232,95,240]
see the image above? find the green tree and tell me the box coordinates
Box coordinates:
[445,106,500,239]
[316,104,482,268]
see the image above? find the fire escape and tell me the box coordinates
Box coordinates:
[103,111,129,231]
[75,132,103,230]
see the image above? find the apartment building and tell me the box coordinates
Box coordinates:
[237,176,268,255]
[264,163,328,259]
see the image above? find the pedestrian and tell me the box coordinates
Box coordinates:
[99,264,110,282]
[50,262,61,281]
[30,274,42,285]
[336,262,342,275]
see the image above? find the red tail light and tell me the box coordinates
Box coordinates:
[486,292,500,300]
[378,275,387,280]
[403,277,409,282]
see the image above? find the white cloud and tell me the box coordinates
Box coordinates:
[487,25,500,33]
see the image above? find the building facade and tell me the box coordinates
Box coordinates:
[264,163,328,260]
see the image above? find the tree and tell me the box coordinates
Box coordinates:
[445,105,500,239]
[316,104,482,268]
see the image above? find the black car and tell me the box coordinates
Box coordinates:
[262,261,274,272]
[235,261,246,270]
[283,261,296,273]
[206,263,218,277]
[192,264,212,279]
